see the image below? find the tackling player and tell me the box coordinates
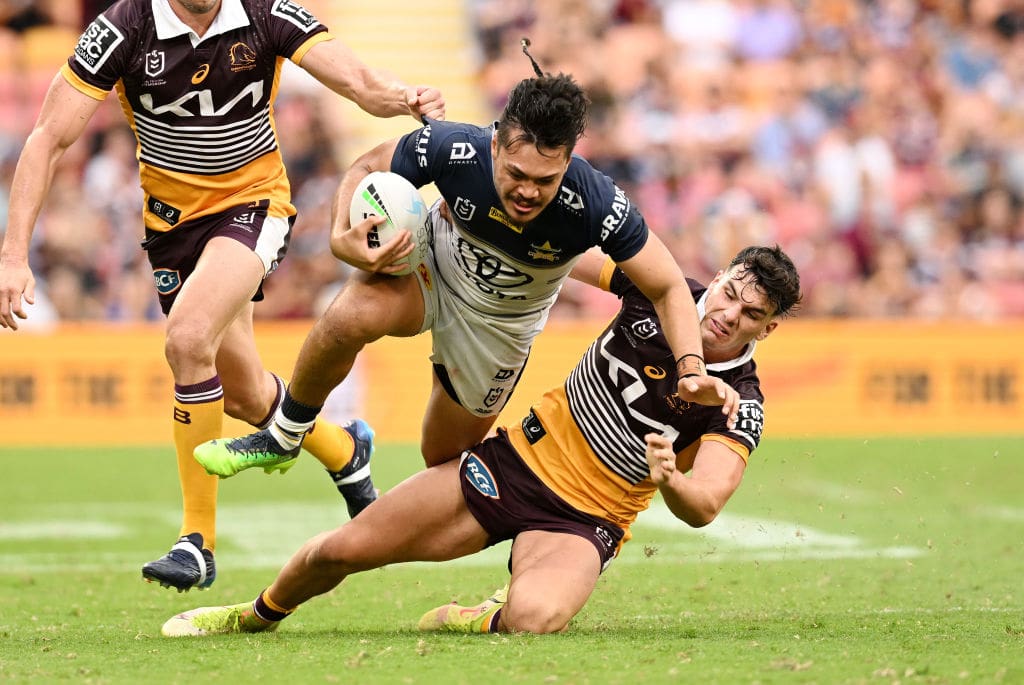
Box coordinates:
[0,0,444,592]
[161,244,801,636]
[192,44,738,490]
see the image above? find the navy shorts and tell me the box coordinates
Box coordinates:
[140,200,291,314]
[460,429,625,571]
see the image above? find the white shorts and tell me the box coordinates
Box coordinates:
[413,204,549,417]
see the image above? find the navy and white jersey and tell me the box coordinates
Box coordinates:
[506,264,764,532]
[62,0,331,230]
[391,119,649,316]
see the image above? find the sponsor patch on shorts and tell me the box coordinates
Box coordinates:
[153,268,182,295]
[463,454,499,499]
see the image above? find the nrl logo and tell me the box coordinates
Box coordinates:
[630,317,658,339]
[145,50,165,77]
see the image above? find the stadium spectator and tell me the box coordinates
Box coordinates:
[469,0,1024,319]
[192,67,736,500]
[0,0,444,593]
[4,1,1024,324]
[159,244,798,638]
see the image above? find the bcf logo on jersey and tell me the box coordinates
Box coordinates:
[145,50,165,77]
[153,269,182,295]
[464,454,500,499]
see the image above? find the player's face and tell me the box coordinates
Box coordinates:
[171,0,221,16]
[700,267,778,363]
[491,132,570,225]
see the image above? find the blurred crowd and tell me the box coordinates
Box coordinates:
[2,0,1023,324]
[474,0,1024,319]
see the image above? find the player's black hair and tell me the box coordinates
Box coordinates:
[497,73,590,157]
[730,245,802,317]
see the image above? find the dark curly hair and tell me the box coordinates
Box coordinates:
[497,74,590,156]
[729,245,802,317]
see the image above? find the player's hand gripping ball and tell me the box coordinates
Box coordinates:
[349,171,430,276]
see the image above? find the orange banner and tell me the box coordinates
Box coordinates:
[1,320,1020,446]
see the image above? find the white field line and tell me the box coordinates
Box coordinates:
[0,502,925,574]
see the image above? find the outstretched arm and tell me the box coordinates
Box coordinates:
[0,73,103,329]
[645,433,745,528]
[616,234,740,426]
[298,38,445,121]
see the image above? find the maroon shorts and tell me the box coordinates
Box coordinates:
[460,429,625,571]
[140,200,291,314]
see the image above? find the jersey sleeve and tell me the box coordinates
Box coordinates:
[390,119,477,189]
[263,0,330,60]
[571,160,649,262]
[67,3,137,93]
[704,374,764,455]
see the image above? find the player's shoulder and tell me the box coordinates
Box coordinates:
[422,119,492,150]
[84,0,150,33]
[561,154,628,211]
[723,359,764,403]
[74,0,150,75]
[251,0,325,30]
[405,119,492,172]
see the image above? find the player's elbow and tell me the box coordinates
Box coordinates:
[328,234,346,260]
[674,500,726,528]
[683,511,717,528]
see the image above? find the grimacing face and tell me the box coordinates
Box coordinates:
[700,266,779,363]
[490,130,570,225]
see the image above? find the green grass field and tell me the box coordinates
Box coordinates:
[2,436,1022,684]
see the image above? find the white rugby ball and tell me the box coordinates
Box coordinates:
[349,171,429,276]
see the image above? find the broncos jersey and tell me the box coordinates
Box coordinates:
[391,119,649,317]
[62,0,330,231]
[506,262,766,536]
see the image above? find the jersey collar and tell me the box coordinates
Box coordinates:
[153,0,250,46]
[695,290,757,372]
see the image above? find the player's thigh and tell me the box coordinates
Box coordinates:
[505,530,602,632]
[322,270,425,340]
[166,236,264,344]
[320,460,488,569]
[420,376,497,466]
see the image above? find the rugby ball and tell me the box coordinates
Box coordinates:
[349,171,429,276]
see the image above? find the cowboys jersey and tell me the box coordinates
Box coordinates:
[507,262,766,535]
[62,0,330,231]
[391,119,650,317]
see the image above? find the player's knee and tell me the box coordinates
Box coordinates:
[314,302,380,349]
[303,525,375,575]
[501,596,572,634]
[164,323,215,370]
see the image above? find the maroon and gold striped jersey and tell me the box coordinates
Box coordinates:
[62,0,331,231]
[508,261,765,538]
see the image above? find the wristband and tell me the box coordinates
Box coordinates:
[676,353,705,379]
